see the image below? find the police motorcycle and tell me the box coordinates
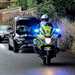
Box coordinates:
[33,24,61,65]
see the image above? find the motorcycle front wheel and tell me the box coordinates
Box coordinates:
[43,56,51,65]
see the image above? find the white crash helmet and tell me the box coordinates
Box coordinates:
[41,14,49,19]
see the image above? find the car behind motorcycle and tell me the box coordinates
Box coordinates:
[8,16,40,53]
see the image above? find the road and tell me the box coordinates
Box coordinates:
[0,43,75,75]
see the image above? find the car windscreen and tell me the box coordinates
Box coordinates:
[16,26,26,35]
[16,18,40,26]
[16,18,40,35]
[0,26,8,33]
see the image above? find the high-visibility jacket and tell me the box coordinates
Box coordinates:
[40,24,52,37]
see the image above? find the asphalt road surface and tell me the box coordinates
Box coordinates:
[0,43,75,75]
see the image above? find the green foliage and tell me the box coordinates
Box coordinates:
[27,0,33,8]
[16,0,37,9]
[16,0,28,10]
[37,0,56,18]
[28,0,37,8]
[14,0,75,18]
[53,0,75,16]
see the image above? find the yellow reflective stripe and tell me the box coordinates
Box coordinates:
[34,37,43,48]
[41,25,52,36]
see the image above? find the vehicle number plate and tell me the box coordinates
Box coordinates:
[44,47,51,51]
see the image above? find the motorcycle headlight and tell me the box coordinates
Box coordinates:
[45,38,51,44]
[31,25,40,36]
[34,29,39,33]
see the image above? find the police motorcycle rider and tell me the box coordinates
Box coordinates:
[40,14,52,27]
[33,14,62,65]
[40,14,53,36]
[33,14,54,64]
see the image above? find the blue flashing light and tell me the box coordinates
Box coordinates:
[34,29,39,33]
[52,28,61,38]
[53,28,61,34]
[31,25,40,36]
[55,28,60,33]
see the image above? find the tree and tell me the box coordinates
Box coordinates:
[16,0,28,10]
[36,0,43,4]
[37,0,56,18]
[28,0,37,8]
[53,0,75,17]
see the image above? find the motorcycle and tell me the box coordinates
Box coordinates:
[33,24,61,65]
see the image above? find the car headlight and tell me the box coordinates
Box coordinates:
[45,38,51,44]
[15,33,19,37]
[14,33,24,41]
[15,37,24,44]
[0,34,4,38]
